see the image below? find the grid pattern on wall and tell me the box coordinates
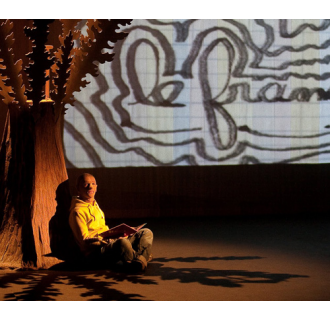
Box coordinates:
[64,19,330,167]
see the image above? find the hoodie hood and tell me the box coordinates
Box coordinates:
[70,196,92,210]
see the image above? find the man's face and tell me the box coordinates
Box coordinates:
[77,174,97,203]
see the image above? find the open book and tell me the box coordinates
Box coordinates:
[100,223,147,239]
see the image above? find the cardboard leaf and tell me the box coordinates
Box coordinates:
[63,19,132,105]
[0,19,27,105]
[52,31,74,120]
[24,19,55,110]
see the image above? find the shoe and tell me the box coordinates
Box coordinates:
[129,255,147,273]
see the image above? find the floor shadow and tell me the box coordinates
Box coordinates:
[0,269,154,301]
[153,256,264,263]
[0,255,309,300]
[146,261,308,288]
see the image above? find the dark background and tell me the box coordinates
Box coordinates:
[65,164,330,219]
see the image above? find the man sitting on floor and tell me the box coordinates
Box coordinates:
[69,173,153,272]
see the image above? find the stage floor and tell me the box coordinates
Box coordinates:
[0,214,329,301]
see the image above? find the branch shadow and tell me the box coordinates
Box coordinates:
[146,262,308,288]
[0,269,154,301]
[0,255,309,300]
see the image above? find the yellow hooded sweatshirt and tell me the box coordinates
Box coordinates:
[69,196,109,255]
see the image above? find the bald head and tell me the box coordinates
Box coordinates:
[76,173,97,203]
[76,173,95,188]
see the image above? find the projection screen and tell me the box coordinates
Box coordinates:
[64,19,330,167]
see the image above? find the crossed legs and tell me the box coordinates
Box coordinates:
[101,228,153,271]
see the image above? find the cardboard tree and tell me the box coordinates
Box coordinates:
[0,19,132,269]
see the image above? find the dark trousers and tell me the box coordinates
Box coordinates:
[99,228,153,266]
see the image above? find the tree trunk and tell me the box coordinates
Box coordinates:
[0,101,70,269]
